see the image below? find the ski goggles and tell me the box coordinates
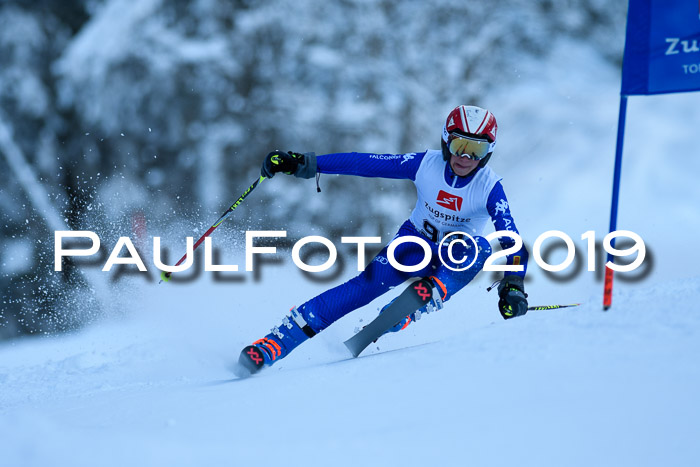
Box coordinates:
[447,133,494,160]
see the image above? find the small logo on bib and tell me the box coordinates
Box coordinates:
[436,190,463,211]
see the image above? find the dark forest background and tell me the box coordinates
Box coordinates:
[0,0,626,339]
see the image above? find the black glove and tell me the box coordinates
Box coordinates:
[261,150,316,179]
[497,275,528,320]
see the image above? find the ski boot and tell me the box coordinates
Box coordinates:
[382,277,445,333]
[235,306,316,377]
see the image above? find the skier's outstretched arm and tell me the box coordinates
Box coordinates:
[316,151,425,180]
[260,150,426,181]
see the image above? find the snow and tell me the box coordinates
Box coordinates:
[1,239,33,274]
[1,271,699,466]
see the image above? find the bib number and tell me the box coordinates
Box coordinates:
[423,220,439,243]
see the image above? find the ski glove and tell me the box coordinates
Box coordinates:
[261,150,317,179]
[497,275,528,320]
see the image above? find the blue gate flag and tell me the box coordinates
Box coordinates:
[621,0,700,95]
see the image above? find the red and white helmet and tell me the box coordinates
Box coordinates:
[441,105,498,167]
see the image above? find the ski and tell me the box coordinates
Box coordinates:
[343,299,580,358]
[344,278,434,357]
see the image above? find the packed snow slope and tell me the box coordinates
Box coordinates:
[1,273,699,467]
[2,39,700,467]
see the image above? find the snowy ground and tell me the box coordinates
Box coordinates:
[1,272,699,466]
[2,41,700,466]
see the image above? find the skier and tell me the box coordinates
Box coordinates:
[236,105,529,375]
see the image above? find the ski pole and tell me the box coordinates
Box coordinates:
[486,282,581,311]
[528,303,581,311]
[159,175,267,283]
